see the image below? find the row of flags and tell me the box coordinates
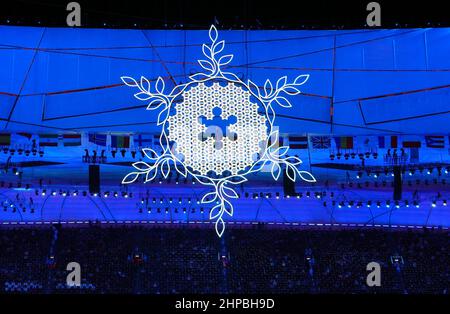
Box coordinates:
[88,134,131,148]
[1,132,449,151]
[0,132,82,148]
[0,133,129,149]
[281,135,450,150]
[376,135,442,149]
[0,132,148,149]
[88,134,152,148]
[39,134,82,147]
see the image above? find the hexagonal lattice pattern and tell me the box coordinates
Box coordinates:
[167,82,267,175]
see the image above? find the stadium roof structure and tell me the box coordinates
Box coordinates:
[1,26,449,135]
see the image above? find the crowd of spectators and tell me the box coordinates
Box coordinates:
[0,225,447,294]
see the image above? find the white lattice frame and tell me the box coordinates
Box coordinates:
[121,25,316,237]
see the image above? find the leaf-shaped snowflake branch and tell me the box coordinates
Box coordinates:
[122,148,188,185]
[260,130,316,183]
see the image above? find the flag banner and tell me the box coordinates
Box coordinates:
[356,136,375,150]
[288,136,308,149]
[38,134,59,147]
[0,133,11,146]
[310,136,331,149]
[334,136,354,149]
[111,135,130,148]
[402,135,422,148]
[378,135,398,149]
[88,133,107,146]
[136,134,153,148]
[410,147,420,162]
[63,134,82,147]
[17,132,33,140]
[403,141,421,148]
[425,135,445,148]
[358,136,378,151]
[12,133,34,147]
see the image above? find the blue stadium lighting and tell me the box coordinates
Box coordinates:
[443,200,447,206]
[386,201,391,208]
[51,191,56,196]
[376,201,381,208]
[432,201,436,208]
[367,201,372,208]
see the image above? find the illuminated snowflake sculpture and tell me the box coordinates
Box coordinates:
[121,25,316,237]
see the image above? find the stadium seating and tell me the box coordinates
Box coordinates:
[0,226,447,294]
